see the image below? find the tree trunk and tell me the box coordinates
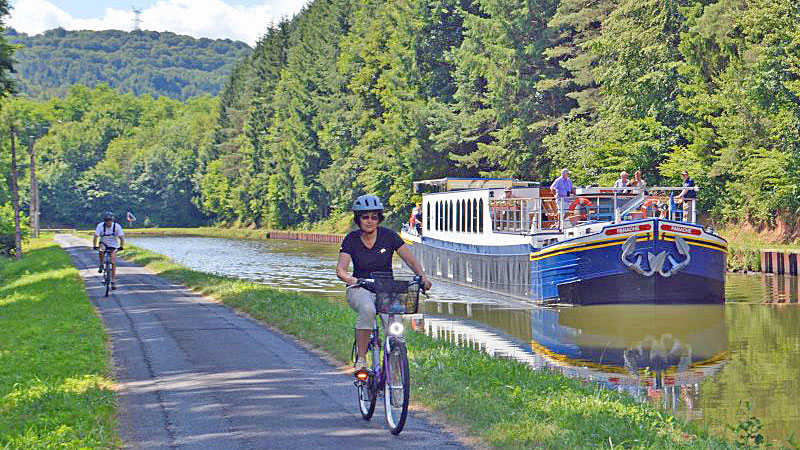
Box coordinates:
[28,137,39,238]
[9,127,22,259]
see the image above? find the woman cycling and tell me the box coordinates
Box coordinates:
[336,195,432,371]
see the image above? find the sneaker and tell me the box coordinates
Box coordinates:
[354,357,367,371]
[111,282,117,290]
[98,266,103,273]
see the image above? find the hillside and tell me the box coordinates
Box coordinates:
[6,28,251,100]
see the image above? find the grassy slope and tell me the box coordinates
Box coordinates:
[120,243,739,449]
[0,238,116,448]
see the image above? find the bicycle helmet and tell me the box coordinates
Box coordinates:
[352,194,384,212]
[103,211,114,220]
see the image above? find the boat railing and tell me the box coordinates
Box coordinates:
[489,186,699,234]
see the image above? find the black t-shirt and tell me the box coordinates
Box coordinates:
[340,226,406,278]
[683,178,696,198]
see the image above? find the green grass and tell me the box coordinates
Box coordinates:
[0,238,117,449]
[119,243,746,449]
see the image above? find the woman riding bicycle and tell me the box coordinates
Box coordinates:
[336,195,432,371]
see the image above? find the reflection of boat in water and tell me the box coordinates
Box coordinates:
[417,301,727,412]
[402,177,727,305]
[531,305,727,390]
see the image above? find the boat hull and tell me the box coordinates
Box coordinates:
[402,218,726,305]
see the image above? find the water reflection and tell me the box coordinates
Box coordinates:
[418,303,727,420]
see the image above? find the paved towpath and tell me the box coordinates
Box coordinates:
[56,234,468,450]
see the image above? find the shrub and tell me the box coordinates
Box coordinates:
[0,203,29,256]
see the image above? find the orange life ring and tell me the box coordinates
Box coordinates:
[568,197,593,225]
[641,198,663,218]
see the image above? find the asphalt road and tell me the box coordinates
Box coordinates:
[56,234,468,450]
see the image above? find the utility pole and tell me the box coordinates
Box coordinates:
[28,135,39,238]
[8,126,22,259]
[131,7,142,31]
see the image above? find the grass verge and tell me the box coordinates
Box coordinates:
[0,237,117,448]
[120,243,743,449]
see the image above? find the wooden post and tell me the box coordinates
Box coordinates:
[8,126,22,259]
[28,136,39,238]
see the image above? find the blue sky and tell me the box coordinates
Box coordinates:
[7,0,309,45]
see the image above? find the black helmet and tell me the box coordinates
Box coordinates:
[352,194,384,212]
[103,211,114,220]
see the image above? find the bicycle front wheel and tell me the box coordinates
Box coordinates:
[356,342,378,420]
[104,263,112,297]
[384,339,410,434]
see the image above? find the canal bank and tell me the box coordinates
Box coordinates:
[114,239,742,448]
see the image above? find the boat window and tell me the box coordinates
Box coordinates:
[472,199,478,233]
[449,200,453,231]
[435,202,439,231]
[461,199,466,232]
[479,199,484,233]
[426,202,430,230]
[465,261,473,282]
[467,199,472,233]
[447,258,453,278]
[456,200,460,232]
[445,200,450,231]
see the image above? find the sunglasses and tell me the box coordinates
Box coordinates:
[360,213,380,221]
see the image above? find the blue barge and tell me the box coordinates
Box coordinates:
[401,178,727,305]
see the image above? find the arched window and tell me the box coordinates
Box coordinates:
[461,199,466,232]
[435,202,439,231]
[442,201,450,231]
[449,200,453,231]
[445,201,449,231]
[479,199,484,233]
[455,200,460,232]
[467,199,472,233]
[472,198,478,232]
[426,202,430,230]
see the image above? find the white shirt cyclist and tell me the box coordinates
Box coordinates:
[95,222,124,248]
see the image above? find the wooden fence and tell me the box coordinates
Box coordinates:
[266,231,344,244]
[761,249,799,275]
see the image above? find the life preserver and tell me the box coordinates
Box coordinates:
[641,198,664,218]
[568,197,593,225]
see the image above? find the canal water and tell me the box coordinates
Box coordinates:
[128,236,800,440]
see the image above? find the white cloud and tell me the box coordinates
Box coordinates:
[7,0,307,45]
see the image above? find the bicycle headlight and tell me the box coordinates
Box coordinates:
[388,322,404,335]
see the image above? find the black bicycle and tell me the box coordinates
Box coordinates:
[349,272,425,435]
[97,245,119,297]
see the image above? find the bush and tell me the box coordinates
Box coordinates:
[0,203,29,256]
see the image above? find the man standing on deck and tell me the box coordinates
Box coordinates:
[675,170,696,221]
[550,169,575,227]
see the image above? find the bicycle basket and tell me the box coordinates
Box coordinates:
[371,272,420,314]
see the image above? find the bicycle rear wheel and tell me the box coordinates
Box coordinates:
[384,339,410,434]
[356,341,378,420]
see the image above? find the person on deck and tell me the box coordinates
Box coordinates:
[628,170,647,192]
[675,170,696,221]
[550,169,575,227]
[614,171,630,194]
[409,203,423,235]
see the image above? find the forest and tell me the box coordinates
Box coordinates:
[7,28,251,100]
[1,0,799,235]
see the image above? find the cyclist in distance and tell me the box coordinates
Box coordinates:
[336,195,432,371]
[93,211,125,289]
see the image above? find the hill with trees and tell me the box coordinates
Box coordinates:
[6,28,251,100]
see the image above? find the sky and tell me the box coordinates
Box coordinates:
[5,0,310,46]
